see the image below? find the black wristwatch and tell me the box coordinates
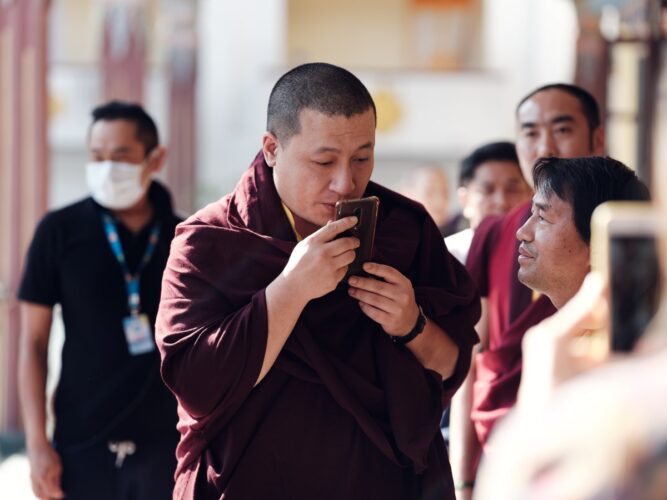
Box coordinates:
[391,305,426,345]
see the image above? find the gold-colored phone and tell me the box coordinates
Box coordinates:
[590,202,661,352]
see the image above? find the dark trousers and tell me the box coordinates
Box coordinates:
[57,436,177,500]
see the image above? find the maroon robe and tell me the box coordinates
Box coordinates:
[466,202,557,446]
[156,152,480,499]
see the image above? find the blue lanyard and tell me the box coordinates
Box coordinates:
[102,214,161,316]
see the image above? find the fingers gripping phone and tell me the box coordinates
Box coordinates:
[334,196,379,279]
[591,202,661,352]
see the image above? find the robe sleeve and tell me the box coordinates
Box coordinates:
[414,215,481,402]
[465,214,503,297]
[155,223,269,421]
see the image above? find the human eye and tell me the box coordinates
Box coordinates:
[555,125,572,135]
[353,157,369,164]
[480,185,494,196]
[537,209,551,223]
[530,205,546,221]
[313,159,333,166]
[505,184,522,194]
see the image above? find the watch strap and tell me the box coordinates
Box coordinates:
[391,305,426,345]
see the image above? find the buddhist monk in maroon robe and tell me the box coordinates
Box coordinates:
[466,202,556,444]
[449,84,606,498]
[156,63,480,500]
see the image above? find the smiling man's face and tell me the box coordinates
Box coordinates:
[516,190,591,308]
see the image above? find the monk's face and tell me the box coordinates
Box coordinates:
[460,160,531,229]
[516,89,604,187]
[263,108,376,237]
[516,190,590,308]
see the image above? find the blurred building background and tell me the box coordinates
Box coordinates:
[0,0,665,459]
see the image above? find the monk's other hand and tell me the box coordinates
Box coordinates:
[281,216,359,301]
[347,262,420,336]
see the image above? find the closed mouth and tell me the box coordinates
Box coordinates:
[518,245,534,259]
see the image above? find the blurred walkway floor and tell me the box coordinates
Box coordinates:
[0,454,34,499]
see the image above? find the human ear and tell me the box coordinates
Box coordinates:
[262,132,279,167]
[147,146,167,174]
[457,185,468,209]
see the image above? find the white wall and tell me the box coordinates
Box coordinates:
[195,0,578,206]
[196,0,287,206]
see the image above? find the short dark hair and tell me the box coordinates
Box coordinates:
[517,83,601,145]
[533,156,650,243]
[267,62,376,144]
[459,141,520,186]
[91,101,159,157]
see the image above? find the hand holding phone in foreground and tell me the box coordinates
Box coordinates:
[518,273,610,413]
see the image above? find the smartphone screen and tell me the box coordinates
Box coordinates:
[335,196,379,279]
[609,234,661,351]
[591,202,661,352]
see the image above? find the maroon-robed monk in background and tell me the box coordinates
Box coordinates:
[155,63,480,499]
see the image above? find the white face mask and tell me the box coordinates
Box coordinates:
[86,160,149,210]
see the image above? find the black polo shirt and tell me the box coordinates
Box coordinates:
[19,181,181,450]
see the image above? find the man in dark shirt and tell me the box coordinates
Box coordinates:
[156,63,480,500]
[18,101,180,500]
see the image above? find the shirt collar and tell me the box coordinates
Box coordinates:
[281,202,303,242]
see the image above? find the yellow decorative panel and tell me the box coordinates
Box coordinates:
[410,0,473,8]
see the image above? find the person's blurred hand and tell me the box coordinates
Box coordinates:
[518,272,610,413]
[455,486,473,500]
[27,441,64,499]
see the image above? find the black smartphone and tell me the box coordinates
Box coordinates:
[334,196,380,279]
[591,202,661,352]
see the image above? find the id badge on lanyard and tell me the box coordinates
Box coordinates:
[102,214,161,356]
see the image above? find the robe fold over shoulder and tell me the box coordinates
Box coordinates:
[156,152,480,500]
[466,202,557,446]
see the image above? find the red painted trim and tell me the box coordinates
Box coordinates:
[33,0,49,218]
[3,0,23,432]
[2,0,50,433]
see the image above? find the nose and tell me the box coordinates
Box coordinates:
[536,132,557,158]
[330,164,355,196]
[516,215,534,243]
[493,190,511,213]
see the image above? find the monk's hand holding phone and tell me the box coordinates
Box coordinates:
[348,262,421,337]
[335,197,420,337]
[281,216,360,302]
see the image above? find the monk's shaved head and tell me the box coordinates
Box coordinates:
[267,62,376,145]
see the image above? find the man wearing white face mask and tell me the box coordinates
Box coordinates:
[18,101,181,500]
